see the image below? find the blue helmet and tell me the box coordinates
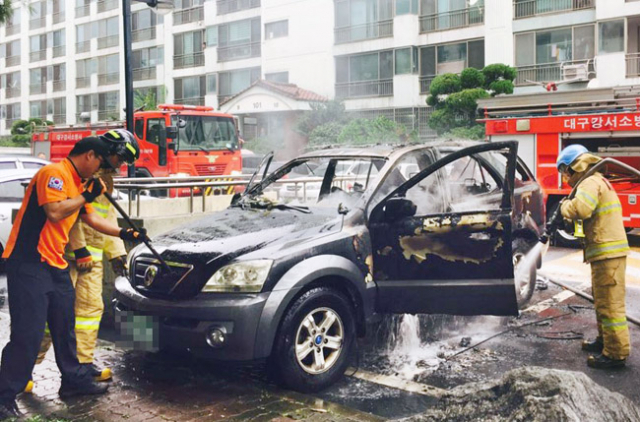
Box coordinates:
[557,144,588,173]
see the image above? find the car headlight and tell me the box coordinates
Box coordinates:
[203,260,273,293]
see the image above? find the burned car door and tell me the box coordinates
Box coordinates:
[369,142,519,316]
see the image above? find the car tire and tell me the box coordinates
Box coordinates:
[513,238,536,308]
[271,287,355,393]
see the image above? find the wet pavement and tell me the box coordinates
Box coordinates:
[0,234,639,420]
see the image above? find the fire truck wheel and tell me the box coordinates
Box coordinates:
[513,238,536,308]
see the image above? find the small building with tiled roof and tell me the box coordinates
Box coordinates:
[219,80,327,160]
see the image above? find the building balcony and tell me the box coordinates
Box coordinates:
[5,56,20,67]
[53,11,65,24]
[175,97,205,106]
[97,0,118,12]
[53,80,66,92]
[173,6,204,25]
[335,79,394,99]
[98,72,119,86]
[514,0,594,19]
[5,87,21,99]
[132,27,156,42]
[29,17,45,30]
[335,20,393,45]
[419,6,484,33]
[419,75,436,94]
[216,0,260,15]
[98,35,119,49]
[76,4,90,17]
[76,77,91,88]
[30,50,47,63]
[53,114,66,124]
[515,59,595,86]
[30,84,47,95]
[133,67,157,81]
[217,42,260,62]
[98,109,119,121]
[626,53,640,78]
[174,52,205,69]
[76,41,91,53]
[5,24,20,36]
[53,45,65,58]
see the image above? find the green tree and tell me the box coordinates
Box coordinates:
[0,0,12,24]
[134,87,166,111]
[10,118,53,147]
[309,116,417,147]
[296,100,347,137]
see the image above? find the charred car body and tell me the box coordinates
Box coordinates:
[114,141,545,392]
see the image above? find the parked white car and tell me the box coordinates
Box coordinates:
[0,155,49,172]
[0,170,38,265]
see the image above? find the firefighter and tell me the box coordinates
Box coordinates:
[27,130,140,391]
[557,144,630,369]
[0,135,147,419]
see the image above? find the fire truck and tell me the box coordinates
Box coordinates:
[479,86,640,232]
[31,104,242,182]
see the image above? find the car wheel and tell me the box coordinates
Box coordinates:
[513,238,536,308]
[271,287,355,393]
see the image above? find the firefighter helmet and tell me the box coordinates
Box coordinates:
[99,129,140,165]
[557,144,588,173]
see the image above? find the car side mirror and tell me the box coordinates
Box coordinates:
[166,126,178,139]
[383,197,417,222]
[167,142,178,154]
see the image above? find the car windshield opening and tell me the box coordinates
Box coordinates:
[171,115,239,151]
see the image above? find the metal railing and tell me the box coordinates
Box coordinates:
[334,20,393,44]
[216,0,260,15]
[53,45,65,58]
[53,113,66,124]
[98,109,119,121]
[5,56,20,67]
[29,17,46,30]
[30,50,47,63]
[76,76,91,88]
[217,42,260,62]
[30,84,46,95]
[174,96,205,106]
[5,24,20,36]
[53,11,64,24]
[132,27,156,42]
[514,0,594,19]
[5,87,21,98]
[133,67,156,81]
[76,41,91,53]
[335,79,393,99]
[53,80,66,92]
[420,6,484,33]
[173,6,204,25]
[98,72,119,85]
[419,75,436,94]
[98,35,119,49]
[97,0,118,12]
[76,4,90,17]
[515,60,595,86]
[626,53,640,78]
[174,52,205,68]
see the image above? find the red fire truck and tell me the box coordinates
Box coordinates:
[31,104,242,181]
[479,86,640,231]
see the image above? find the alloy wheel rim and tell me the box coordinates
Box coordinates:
[294,307,344,375]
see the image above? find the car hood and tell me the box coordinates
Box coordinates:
[147,206,342,265]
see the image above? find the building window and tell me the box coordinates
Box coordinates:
[419,39,484,93]
[29,34,47,63]
[5,8,20,36]
[52,64,66,92]
[419,0,484,33]
[76,58,97,89]
[132,9,158,42]
[514,0,594,19]
[206,26,218,46]
[3,40,21,67]
[53,98,66,124]
[30,100,47,119]
[29,67,47,95]
[218,18,261,62]
[98,91,120,121]
[29,1,46,30]
[98,54,120,86]
[174,30,205,69]
[265,72,289,83]
[335,50,394,98]
[174,0,204,25]
[599,20,624,54]
[133,47,162,80]
[206,74,217,93]
[52,0,65,23]
[134,86,166,108]
[5,103,21,127]
[218,67,261,103]
[265,20,288,39]
[76,23,93,53]
[216,0,260,16]
[76,0,91,18]
[334,0,394,44]
[395,47,418,75]
[174,76,206,105]
[53,29,66,58]
[98,17,120,49]
[396,0,418,14]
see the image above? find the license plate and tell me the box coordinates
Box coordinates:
[115,310,159,352]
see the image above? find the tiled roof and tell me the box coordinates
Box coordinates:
[220,79,327,106]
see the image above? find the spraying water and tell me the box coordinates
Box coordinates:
[514,242,547,288]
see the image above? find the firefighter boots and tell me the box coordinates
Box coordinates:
[587,353,626,369]
[85,363,112,382]
[582,337,604,353]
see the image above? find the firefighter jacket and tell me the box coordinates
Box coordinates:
[65,172,126,262]
[560,154,630,263]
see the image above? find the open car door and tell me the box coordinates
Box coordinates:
[369,141,519,316]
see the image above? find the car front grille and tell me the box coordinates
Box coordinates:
[131,257,194,297]
[194,164,226,176]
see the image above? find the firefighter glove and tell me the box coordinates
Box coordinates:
[110,255,127,277]
[119,227,148,242]
[74,247,94,273]
[82,178,106,203]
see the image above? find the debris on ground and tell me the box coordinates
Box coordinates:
[458,337,471,348]
[397,366,640,422]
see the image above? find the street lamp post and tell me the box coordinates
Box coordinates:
[122,0,173,176]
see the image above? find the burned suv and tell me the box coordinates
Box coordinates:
[114,141,545,392]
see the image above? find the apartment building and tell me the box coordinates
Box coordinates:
[2,0,640,140]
